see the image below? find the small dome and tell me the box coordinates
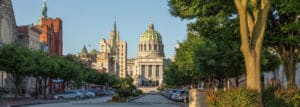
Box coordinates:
[90,48,98,54]
[140,22,162,42]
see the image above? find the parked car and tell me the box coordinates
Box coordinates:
[53,90,84,100]
[147,91,156,95]
[78,90,96,98]
[163,89,170,97]
[171,90,189,102]
[167,89,178,99]
[87,89,104,96]
[103,89,115,95]
[161,90,165,96]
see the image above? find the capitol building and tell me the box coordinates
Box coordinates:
[127,19,170,87]
[76,18,170,88]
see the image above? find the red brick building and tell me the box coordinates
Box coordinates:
[35,0,63,56]
[35,0,64,94]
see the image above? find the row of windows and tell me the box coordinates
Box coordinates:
[141,65,160,77]
[139,44,163,51]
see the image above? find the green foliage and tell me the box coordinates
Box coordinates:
[265,0,300,88]
[136,89,143,94]
[207,87,300,107]
[207,88,260,107]
[115,88,132,97]
[166,0,250,87]
[114,77,137,97]
[164,63,192,86]
[0,43,35,98]
[263,87,300,107]
[0,44,125,96]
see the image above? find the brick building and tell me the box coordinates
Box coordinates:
[35,0,63,56]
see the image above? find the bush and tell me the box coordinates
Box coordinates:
[263,87,300,107]
[207,88,260,107]
[112,94,121,102]
[136,89,143,94]
[206,87,300,107]
[116,88,132,97]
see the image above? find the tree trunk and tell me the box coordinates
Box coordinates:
[244,52,262,92]
[235,76,239,87]
[280,46,298,89]
[234,1,270,106]
[13,74,22,99]
[35,78,38,99]
[43,78,48,99]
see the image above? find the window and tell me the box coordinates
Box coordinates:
[156,65,159,77]
[154,44,157,50]
[144,44,146,51]
[148,65,152,77]
[149,45,152,50]
[141,65,145,77]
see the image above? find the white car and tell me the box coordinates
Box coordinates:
[54,91,84,100]
[78,90,96,98]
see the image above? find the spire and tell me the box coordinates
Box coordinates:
[148,17,154,30]
[42,0,47,18]
[113,16,117,32]
[81,45,88,54]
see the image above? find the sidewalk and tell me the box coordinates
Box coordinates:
[1,97,61,107]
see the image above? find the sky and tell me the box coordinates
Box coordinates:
[12,0,191,58]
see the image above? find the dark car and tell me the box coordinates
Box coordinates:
[87,89,104,96]
[147,91,157,95]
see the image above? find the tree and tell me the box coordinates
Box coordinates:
[168,0,271,93]
[35,55,59,99]
[265,0,300,88]
[164,63,191,86]
[0,44,33,98]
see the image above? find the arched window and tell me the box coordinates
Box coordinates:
[154,44,157,50]
[144,44,146,51]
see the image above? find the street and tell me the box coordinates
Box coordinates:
[24,95,186,107]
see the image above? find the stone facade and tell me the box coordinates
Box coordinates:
[76,20,127,77]
[127,20,169,87]
[17,25,42,50]
[0,0,17,45]
[76,45,97,68]
[96,20,127,78]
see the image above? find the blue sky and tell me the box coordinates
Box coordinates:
[12,0,190,58]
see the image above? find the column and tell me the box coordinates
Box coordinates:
[159,65,163,86]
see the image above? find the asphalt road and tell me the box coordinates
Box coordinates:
[24,95,186,107]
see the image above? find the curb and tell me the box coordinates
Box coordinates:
[10,100,68,107]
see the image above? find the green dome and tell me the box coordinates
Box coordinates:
[90,48,98,54]
[140,23,162,42]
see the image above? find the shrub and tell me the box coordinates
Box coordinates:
[112,94,121,102]
[116,88,132,97]
[207,88,260,107]
[136,89,143,94]
[263,87,300,107]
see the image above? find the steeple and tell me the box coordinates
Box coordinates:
[81,45,88,54]
[148,17,154,30]
[113,16,117,32]
[42,0,47,18]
